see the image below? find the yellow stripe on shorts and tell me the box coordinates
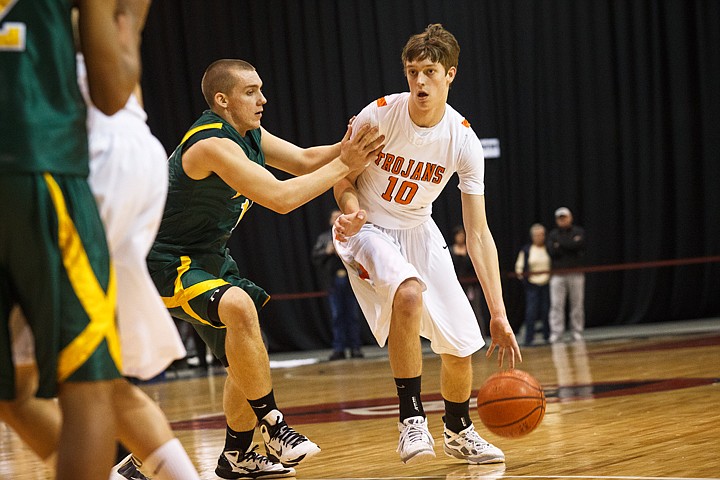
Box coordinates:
[162,256,229,327]
[43,173,121,382]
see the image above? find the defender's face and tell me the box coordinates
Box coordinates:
[404,58,455,112]
[222,69,267,135]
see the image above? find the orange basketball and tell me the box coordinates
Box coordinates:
[476,369,546,438]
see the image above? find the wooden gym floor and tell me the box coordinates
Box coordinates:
[1,318,719,479]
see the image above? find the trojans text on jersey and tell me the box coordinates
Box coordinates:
[374,152,445,184]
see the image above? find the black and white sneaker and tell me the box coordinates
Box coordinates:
[259,409,321,467]
[443,423,505,464]
[113,454,149,480]
[397,416,436,464]
[215,445,296,479]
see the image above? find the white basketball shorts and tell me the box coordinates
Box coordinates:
[86,120,186,380]
[333,218,484,357]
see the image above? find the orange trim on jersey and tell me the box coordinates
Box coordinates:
[462,119,471,128]
[376,97,388,107]
[357,263,371,280]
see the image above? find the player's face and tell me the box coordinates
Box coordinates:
[404,58,456,115]
[224,69,267,135]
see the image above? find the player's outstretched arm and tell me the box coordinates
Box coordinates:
[261,128,341,176]
[461,192,522,368]
[263,119,382,175]
[183,124,383,214]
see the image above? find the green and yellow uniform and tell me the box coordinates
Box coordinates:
[0,0,121,399]
[148,110,269,363]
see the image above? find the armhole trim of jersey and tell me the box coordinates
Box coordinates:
[180,122,224,145]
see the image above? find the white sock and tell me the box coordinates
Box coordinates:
[141,438,200,480]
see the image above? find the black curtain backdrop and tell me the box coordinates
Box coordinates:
[140,0,720,352]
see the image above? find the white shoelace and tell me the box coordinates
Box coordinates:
[459,427,490,450]
[399,420,434,451]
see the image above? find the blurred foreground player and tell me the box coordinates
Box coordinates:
[0,0,198,479]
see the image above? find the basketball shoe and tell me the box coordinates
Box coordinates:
[259,409,321,467]
[443,423,505,464]
[397,416,436,464]
[111,454,148,480]
[215,445,295,479]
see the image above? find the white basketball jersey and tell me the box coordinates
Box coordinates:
[353,92,486,229]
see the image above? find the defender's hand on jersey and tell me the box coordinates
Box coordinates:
[485,316,522,369]
[334,210,367,242]
[340,123,384,172]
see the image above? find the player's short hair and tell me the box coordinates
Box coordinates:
[401,23,460,74]
[201,59,256,108]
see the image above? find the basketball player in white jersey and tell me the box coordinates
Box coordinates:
[333,24,522,465]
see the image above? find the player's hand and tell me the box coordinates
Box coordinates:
[485,316,522,369]
[334,210,367,242]
[339,123,384,172]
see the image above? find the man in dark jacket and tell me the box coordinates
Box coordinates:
[547,207,586,342]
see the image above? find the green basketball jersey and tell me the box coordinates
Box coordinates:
[151,110,265,256]
[0,0,89,175]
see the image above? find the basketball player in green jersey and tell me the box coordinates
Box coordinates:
[0,1,197,479]
[148,59,383,478]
